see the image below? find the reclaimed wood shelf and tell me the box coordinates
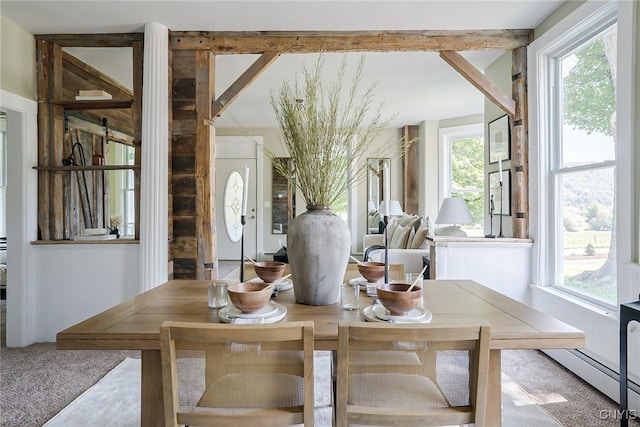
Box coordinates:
[33,165,140,171]
[49,99,133,110]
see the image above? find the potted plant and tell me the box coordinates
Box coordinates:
[265,55,403,305]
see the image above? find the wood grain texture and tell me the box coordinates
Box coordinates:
[56,276,583,427]
[402,125,419,215]
[35,33,143,47]
[511,47,529,238]
[170,30,532,53]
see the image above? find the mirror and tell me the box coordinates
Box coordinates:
[272,158,296,234]
[366,158,389,233]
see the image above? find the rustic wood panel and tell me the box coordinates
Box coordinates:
[51,44,65,240]
[173,217,196,236]
[37,40,52,240]
[511,47,528,238]
[172,236,198,258]
[195,50,216,280]
[172,258,197,278]
[172,175,197,195]
[172,154,196,174]
[172,135,197,154]
[402,125,419,215]
[171,50,196,79]
[170,30,532,53]
[173,195,196,216]
[35,33,143,47]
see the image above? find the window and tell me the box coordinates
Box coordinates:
[110,142,136,237]
[538,11,617,306]
[439,124,484,236]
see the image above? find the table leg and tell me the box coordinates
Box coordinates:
[141,350,165,427]
[486,349,502,426]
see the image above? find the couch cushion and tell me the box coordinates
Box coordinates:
[390,224,412,249]
[411,226,430,249]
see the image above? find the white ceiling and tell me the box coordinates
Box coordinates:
[1,1,565,128]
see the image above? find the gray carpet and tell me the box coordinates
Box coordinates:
[1,261,636,426]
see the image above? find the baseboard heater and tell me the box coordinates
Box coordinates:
[544,348,640,404]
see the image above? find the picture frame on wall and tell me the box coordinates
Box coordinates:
[488,115,511,164]
[489,170,511,216]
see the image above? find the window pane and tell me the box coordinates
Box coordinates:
[450,136,484,234]
[557,167,616,304]
[561,25,617,166]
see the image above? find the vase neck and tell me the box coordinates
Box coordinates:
[307,205,331,211]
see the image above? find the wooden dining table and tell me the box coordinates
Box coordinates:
[57,265,585,426]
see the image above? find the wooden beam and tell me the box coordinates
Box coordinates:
[402,125,419,215]
[439,50,516,118]
[171,30,532,53]
[35,33,143,47]
[511,47,529,238]
[211,52,280,119]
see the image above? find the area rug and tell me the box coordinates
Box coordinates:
[44,355,562,427]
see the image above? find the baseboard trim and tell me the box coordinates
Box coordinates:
[544,348,640,411]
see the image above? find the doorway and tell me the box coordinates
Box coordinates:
[215,136,263,261]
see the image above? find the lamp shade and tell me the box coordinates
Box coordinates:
[435,198,474,225]
[378,200,403,216]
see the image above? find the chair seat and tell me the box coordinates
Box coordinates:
[199,372,304,408]
[349,373,448,409]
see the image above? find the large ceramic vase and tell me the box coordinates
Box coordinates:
[287,206,350,305]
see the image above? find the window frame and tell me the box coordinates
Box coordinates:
[438,123,484,231]
[529,0,633,310]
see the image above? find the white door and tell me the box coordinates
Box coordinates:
[215,158,257,260]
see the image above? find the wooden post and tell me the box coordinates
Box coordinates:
[402,125,419,215]
[511,47,529,238]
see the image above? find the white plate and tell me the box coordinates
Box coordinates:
[363,305,432,323]
[372,304,430,322]
[224,301,279,319]
[249,277,293,291]
[219,302,287,324]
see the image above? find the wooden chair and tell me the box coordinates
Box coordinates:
[160,321,315,427]
[336,322,491,427]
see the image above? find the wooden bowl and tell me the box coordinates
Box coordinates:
[376,282,423,316]
[253,261,286,283]
[357,261,385,283]
[227,282,272,313]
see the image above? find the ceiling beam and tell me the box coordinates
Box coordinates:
[439,50,515,118]
[211,52,280,120]
[171,30,532,53]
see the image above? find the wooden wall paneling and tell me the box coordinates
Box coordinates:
[195,50,215,280]
[511,47,528,238]
[402,125,419,215]
[171,49,197,279]
[51,43,66,240]
[36,40,52,240]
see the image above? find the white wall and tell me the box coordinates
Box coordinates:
[0,15,36,100]
[33,245,139,342]
[484,53,514,237]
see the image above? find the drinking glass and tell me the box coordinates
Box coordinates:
[208,282,228,308]
[341,282,360,310]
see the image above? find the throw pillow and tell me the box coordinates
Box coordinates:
[405,226,416,249]
[411,226,430,249]
[390,224,411,249]
[385,221,398,243]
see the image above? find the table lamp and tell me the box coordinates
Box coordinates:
[435,197,474,237]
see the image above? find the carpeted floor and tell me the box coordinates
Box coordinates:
[1,262,637,426]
